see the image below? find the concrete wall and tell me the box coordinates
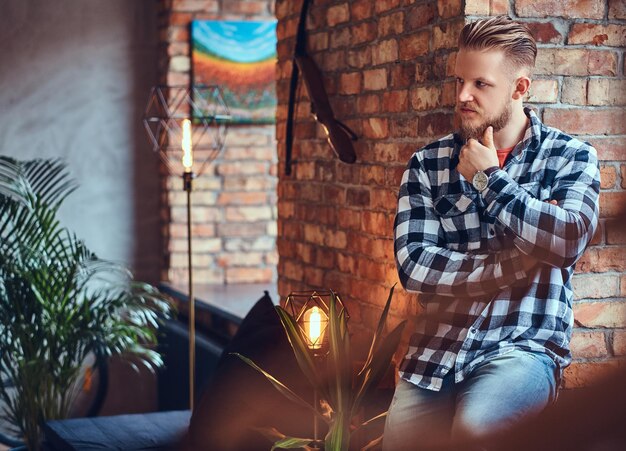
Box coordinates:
[0,0,161,283]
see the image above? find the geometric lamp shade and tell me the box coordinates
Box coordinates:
[143,85,230,176]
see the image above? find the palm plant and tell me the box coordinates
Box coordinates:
[0,157,172,450]
[235,287,405,450]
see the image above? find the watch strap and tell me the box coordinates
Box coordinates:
[484,166,499,176]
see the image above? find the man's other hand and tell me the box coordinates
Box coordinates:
[457,126,499,182]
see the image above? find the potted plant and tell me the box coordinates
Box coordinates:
[0,157,172,450]
[235,286,405,450]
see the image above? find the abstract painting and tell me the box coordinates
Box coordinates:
[191,20,277,124]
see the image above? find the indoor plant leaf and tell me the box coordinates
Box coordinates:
[232,352,328,424]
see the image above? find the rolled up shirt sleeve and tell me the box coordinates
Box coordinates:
[394,154,529,298]
[481,143,600,269]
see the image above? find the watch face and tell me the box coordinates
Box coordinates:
[472,171,489,191]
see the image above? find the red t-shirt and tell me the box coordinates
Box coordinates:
[497,146,515,168]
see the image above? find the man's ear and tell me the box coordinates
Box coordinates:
[512,75,531,100]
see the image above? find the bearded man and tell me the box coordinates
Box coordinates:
[384,16,600,450]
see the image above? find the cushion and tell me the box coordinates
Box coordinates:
[43,410,191,450]
[179,292,314,450]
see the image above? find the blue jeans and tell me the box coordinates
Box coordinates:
[382,349,558,450]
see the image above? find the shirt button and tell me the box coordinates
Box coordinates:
[470,328,477,334]
[489,228,495,235]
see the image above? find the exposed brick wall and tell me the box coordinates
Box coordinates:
[157,0,278,285]
[275,0,626,385]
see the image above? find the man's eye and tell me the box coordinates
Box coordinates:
[475,81,487,88]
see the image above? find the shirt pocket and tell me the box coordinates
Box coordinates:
[519,181,551,201]
[433,192,482,251]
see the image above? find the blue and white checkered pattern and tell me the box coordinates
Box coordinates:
[394,108,600,391]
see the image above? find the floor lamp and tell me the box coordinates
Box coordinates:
[143,85,230,409]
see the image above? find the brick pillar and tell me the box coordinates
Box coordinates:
[157,0,278,286]
[275,0,626,384]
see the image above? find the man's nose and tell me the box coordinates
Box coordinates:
[457,85,473,103]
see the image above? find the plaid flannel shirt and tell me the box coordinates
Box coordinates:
[394,108,600,391]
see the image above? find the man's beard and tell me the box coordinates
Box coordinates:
[457,100,512,141]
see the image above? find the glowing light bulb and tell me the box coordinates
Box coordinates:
[182,118,193,172]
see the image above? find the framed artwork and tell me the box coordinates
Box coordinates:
[191,20,278,124]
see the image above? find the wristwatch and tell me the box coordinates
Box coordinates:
[472,166,499,192]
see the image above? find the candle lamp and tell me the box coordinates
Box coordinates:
[142,85,230,410]
[284,291,347,448]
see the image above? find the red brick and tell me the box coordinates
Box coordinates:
[576,246,626,272]
[398,31,430,60]
[372,39,399,65]
[569,23,626,47]
[622,166,626,189]
[223,1,268,14]
[614,330,626,356]
[411,85,441,111]
[325,229,348,249]
[438,0,462,18]
[390,64,416,89]
[599,191,626,218]
[347,47,372,69]
[572,274,620,299]
[390,116,419,139]
[433,20,463,50]
[406,3,437,29]
[600,166,617,189]
[337,209,361,230]
[574,301,626,328]
[526,22,564,44]
[370,188,398,210]
[308,32,329,52]
[217,192,267,206]
[356,94,381,114]
[330,28,351,49]
[489,0,510,14]
[418,112,453,137]
[527,79,558,103]
[378,11,404,37]
[327,3,350,27]
[304,266,325,287]
[374,0,401,14]
[561,78,587,105]
[346,188,371,207]
[362,211,394,236]
[441,80,456,107]
[350,0,373,20]
[536,49,617,76]
[543,108,626,135]
[587,79,626,106]
[464,0,489,14]
[172,0,218,13]
[515,0,605,19]
[609,0,626,19]
[226,268,274,284]
[570,330,608,359]
[382,90,409,113]
[351,22,377,45]
[587,136,626,161]
[563,360,625,389]
[362,118,389,139]
[339,72,362,95]
[363,68,387,91]
[606,220,626,244]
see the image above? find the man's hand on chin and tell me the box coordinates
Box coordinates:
[457,126,499,182]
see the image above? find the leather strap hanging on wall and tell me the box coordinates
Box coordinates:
[284,0,358,176]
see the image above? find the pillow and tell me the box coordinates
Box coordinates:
[179,292,314,450]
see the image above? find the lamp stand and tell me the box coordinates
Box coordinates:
[183,170,195,411]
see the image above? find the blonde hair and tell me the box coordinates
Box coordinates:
[459,16,537,73]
